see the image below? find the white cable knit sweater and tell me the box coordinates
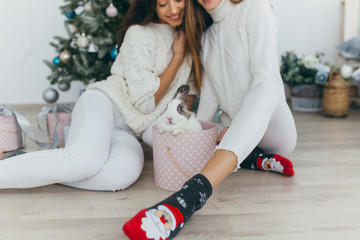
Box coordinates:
[87,23,194,136]
[196,0,286,127]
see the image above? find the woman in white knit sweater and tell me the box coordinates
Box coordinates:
[124,0,297,239]
[0,0,209,191]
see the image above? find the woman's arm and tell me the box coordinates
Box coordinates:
[118,26,186,114]
[155,31,186,105]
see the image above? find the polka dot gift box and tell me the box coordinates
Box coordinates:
[152,121,218,191]
[0,114,23,152]
[46,112,71,141]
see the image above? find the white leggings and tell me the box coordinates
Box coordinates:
[217,83,297,170]
[0,90,152,191]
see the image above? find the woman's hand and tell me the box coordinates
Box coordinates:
[217,127,229,145]
[172,30,186,59]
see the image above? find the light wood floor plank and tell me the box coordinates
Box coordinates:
[0,106,360,239]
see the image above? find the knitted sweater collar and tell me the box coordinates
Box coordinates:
[149,22,176,39]
[208,0,233,23]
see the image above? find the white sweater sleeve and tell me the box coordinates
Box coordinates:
[196,71,219,121]
[237,0,280,117]
[245,0,280,95]
[112,25,160,114]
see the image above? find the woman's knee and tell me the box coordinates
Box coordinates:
[59,148,108,182]
[100,153,144,191]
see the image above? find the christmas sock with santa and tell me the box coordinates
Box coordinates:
[240,147,294,176]
[123,174,212,240]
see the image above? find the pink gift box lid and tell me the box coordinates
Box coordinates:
[0,115,17,124]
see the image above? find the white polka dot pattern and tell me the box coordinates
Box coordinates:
[46,112,71,140]
[0,115,23,152]
[152,121,218,191]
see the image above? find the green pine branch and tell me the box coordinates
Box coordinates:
[45,0,130,88]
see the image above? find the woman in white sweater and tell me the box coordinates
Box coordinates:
[124,0,297,239]
[0,0,209,191]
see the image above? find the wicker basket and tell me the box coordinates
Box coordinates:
[290,84,323,112]
[323,71,350,117]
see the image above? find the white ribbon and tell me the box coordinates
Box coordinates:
[0,104,58,148]
[37,104,73,148]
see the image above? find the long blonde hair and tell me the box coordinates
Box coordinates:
[184,0,212,93]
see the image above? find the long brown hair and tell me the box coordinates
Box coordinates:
[116,0,212,93]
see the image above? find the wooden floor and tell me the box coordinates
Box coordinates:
[1,105,360,240]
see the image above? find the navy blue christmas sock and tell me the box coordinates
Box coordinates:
[123,174,212,240]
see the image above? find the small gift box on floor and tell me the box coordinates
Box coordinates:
[0,113,23,152]
[152,121,218,191]
[38,104,73,148]
[46,111,71,141]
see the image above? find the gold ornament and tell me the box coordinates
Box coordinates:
[77,33,90,48]
[59,50,72,63]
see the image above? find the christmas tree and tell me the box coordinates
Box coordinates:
[43,0,130,103]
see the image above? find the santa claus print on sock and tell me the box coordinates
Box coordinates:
[256,153,294,176]
[240,147,294,176]
[123,174,212,240]
[141,204,184,240]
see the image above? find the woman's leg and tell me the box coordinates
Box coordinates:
[0,90,115,189]
[123,89,297,239]
[141,120,157,147]
[62,127,144,192]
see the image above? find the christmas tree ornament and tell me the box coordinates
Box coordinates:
[77,33,90,48]
[53,56,60,66]
[58,82,71,91]
[88,42,99,53]
[59,50,72,63]
[65,10,76,19]
[69,24,78,34]
[110,47,118,60]
[84,2,93,12]
[43,88,59,103]
[106,3,118,18]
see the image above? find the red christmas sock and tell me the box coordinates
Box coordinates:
[123,206,184,240]
[240,147,294,176]
[123,174,212,240]
[256,153,294,176]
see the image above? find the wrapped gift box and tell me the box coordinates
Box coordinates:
[46,112,71,140]
[0,114,23,152]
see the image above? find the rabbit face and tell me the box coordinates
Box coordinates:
[160,98,191,128]
[156,84,202,134]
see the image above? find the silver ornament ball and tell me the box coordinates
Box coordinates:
[106,4,118,17]
[43,88,59,103]
[58,82,71,91]
[59,50,72,63]
[77,35,90,48]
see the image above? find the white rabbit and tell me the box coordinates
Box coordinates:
[156,85,202,135]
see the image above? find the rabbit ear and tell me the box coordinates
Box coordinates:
[174,84,190,102]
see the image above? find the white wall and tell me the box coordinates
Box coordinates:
[0,0,357,104]
[274,0,343,64]
[0,0,86,105]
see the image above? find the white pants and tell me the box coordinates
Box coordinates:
[217,83,297,170]
[0,90,152,191]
